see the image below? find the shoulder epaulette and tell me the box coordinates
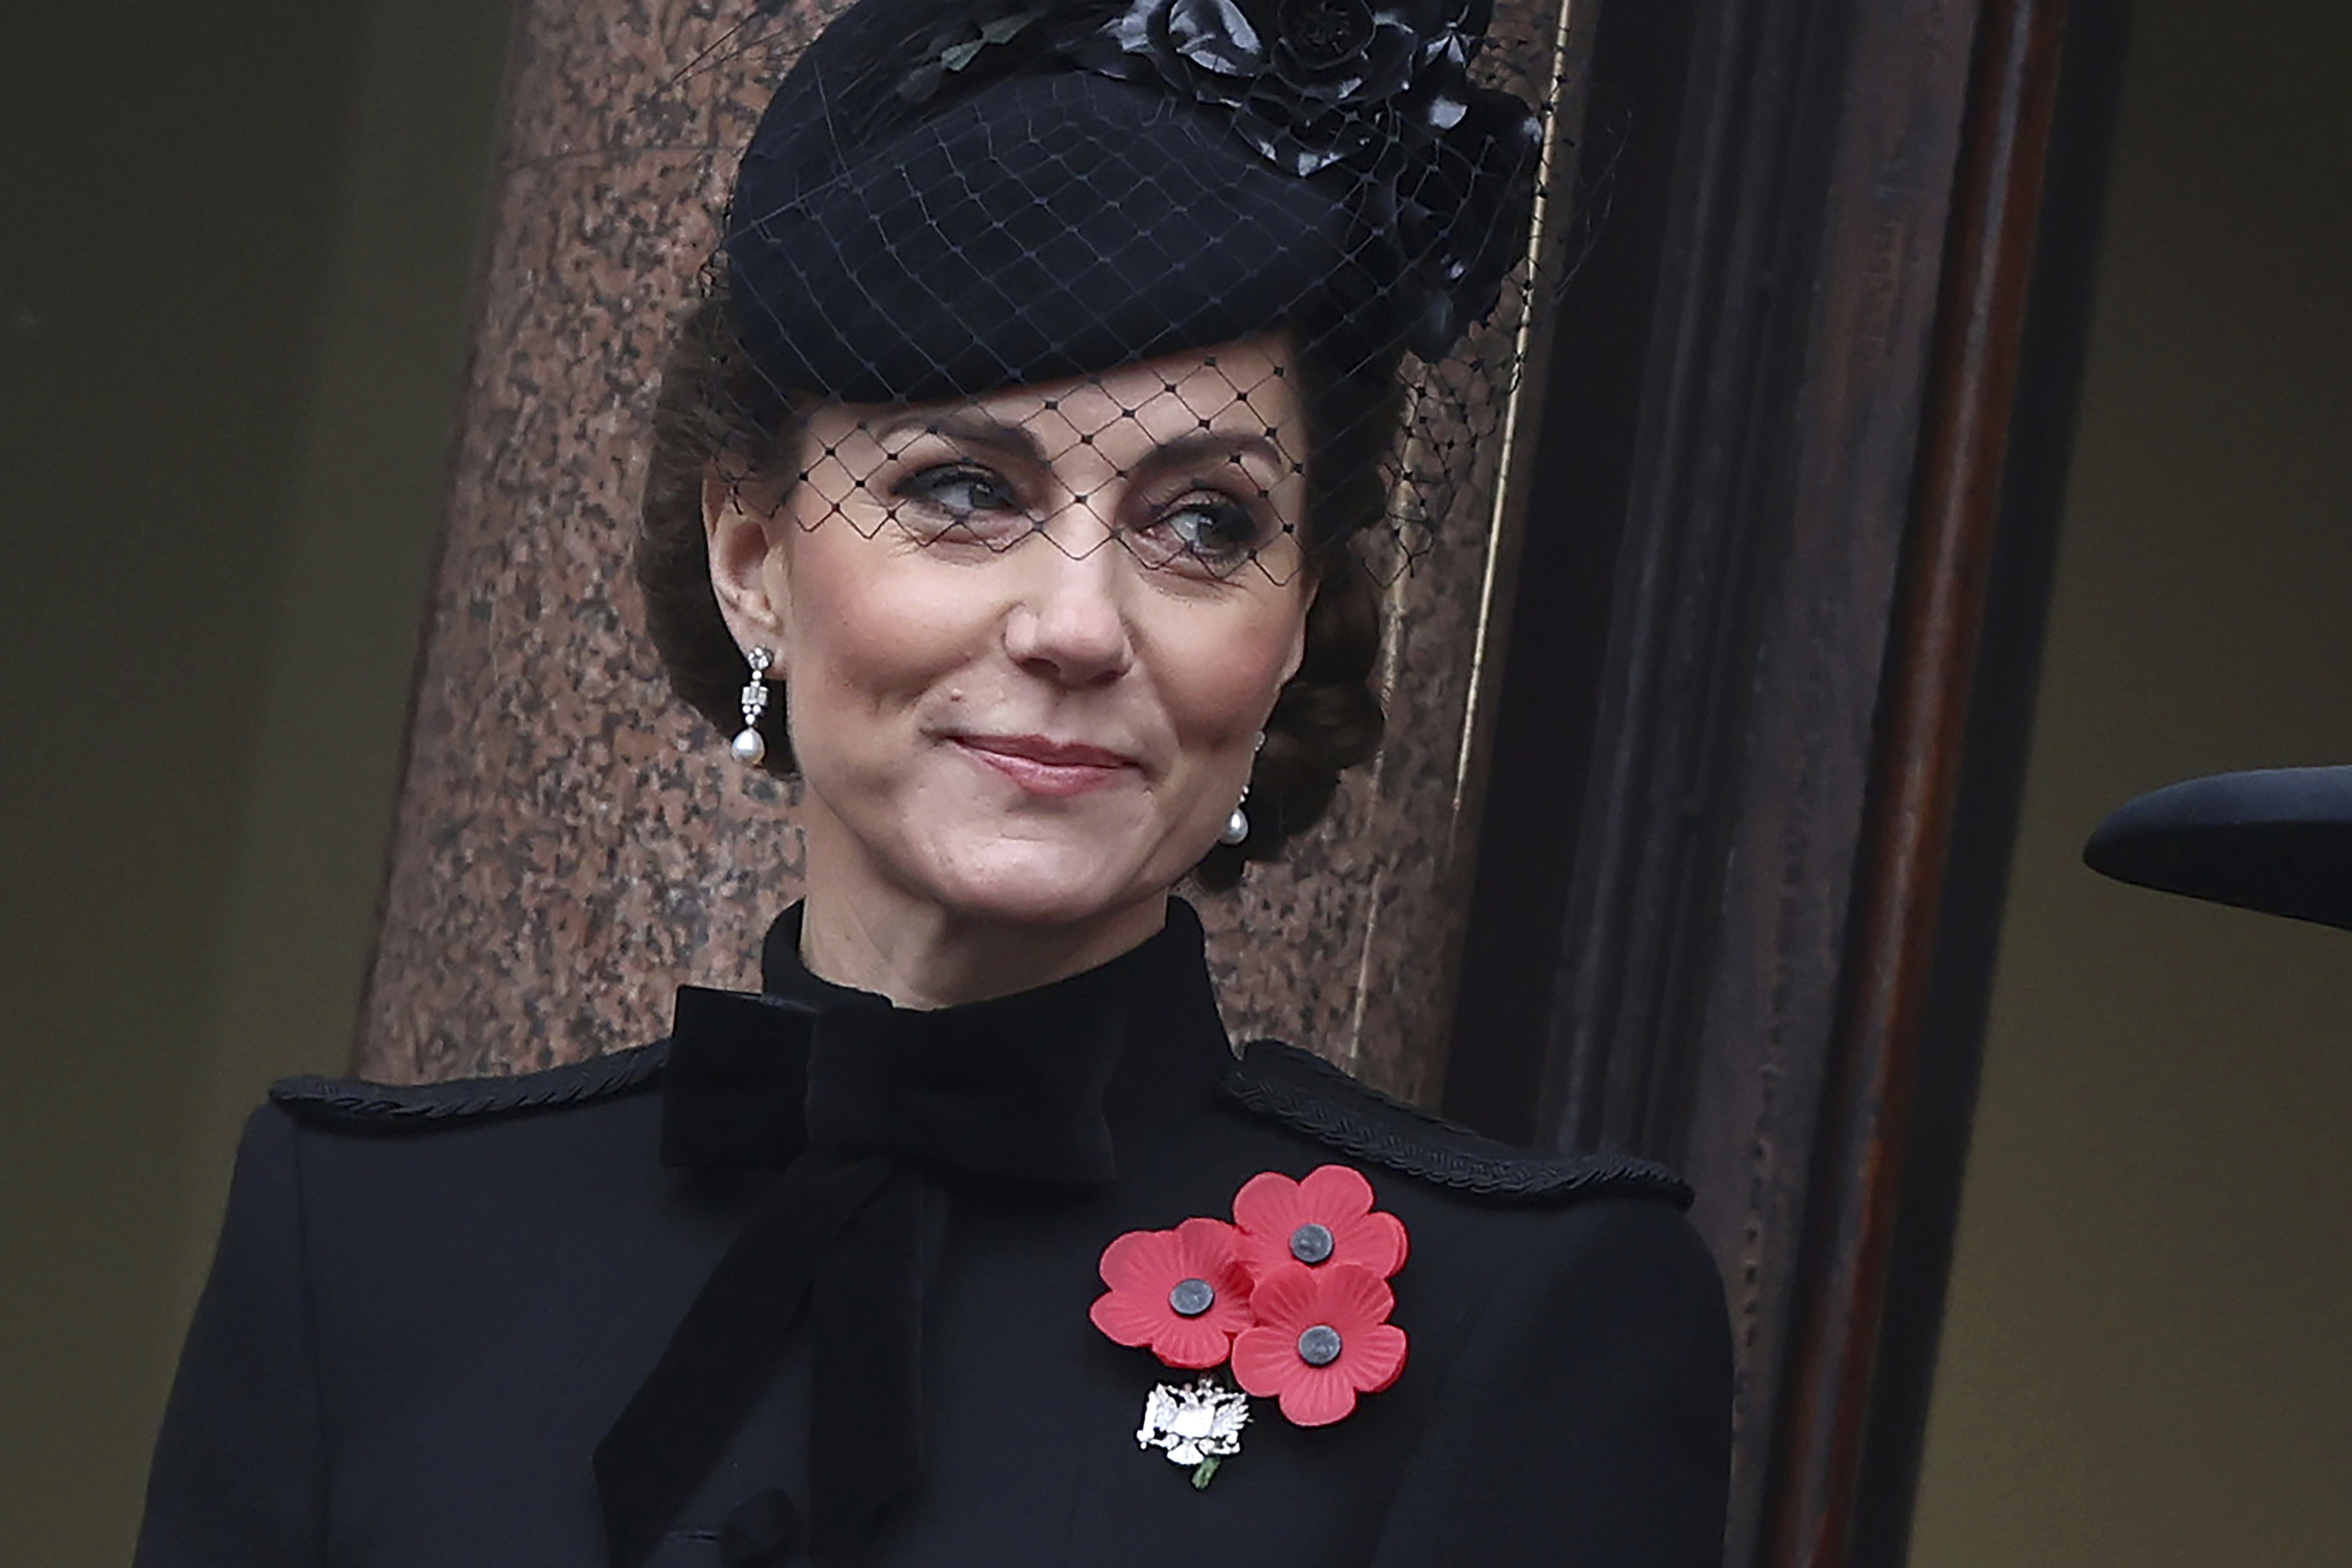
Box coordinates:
[1219,1040,1693,1207]
[268,1040,669,1131]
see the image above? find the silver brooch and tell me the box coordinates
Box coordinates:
[1135,1376,1251,1488]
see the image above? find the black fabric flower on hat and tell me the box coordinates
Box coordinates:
[1077,0,1409,172]
[1073,0,1492,168]
[1385,82,1541,358]
[1065,0,1538,360]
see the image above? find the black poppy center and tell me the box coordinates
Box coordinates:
[1289,1221,1336,1264]
[1168,1277,1217,1318]
[1296,1323,1344,1366]
[1277,0,1376,67]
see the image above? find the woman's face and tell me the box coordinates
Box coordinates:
[708,337,1314,939]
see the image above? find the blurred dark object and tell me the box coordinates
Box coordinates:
[2086,766,2352,931]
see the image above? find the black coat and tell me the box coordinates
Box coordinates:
[138,903,1730,1567]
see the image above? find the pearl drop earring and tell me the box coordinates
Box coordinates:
[1220,731,1266,846]
[730,648,774,764]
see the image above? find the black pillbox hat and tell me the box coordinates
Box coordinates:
[717,0,1532,405]
[727,65,1379,403]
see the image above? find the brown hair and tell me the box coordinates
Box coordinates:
[634,282,1390,890]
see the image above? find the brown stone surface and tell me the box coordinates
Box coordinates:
[358,0,1573,1103]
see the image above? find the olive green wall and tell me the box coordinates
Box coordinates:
[5,0,2348,1563]
[1909,4,2352,1564]
[0,1,510,1559]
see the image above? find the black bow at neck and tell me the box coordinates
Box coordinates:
[596,900,1232,1566]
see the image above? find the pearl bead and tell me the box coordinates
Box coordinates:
[1220,806,1250,846]
[730,727,766,765]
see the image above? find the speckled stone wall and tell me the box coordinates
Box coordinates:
[357,0,1574,1105]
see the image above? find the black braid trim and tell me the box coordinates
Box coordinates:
[1218,1040,1694,1208]
[269,1040,670,1132]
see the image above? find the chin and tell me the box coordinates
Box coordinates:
[919,837,1174,931]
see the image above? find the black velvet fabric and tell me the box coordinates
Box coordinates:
[2084,764,2352,931]
[659,989,810,1170]
[609,919,1149,1562]
[138,901,1733,1567]
[598,1150,894,1566]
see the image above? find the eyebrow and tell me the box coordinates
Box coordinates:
[871,410,1043,463]
[1140,430,1293,482]
[868,412,1292,482]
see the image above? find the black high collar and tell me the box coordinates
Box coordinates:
[607,897,1235,1567]
[666,897,1233,1178]
[758,896,1237,1135]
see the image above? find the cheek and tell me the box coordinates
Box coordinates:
[778,541,988,729]
[1151,598,1307,746]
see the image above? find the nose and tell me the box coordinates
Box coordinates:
[1001,517,1135,687]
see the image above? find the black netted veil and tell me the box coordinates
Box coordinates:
[730,69,1379,408]
[639,0,1561,880]
[689,0,1545,546]
[722,0,1535,403]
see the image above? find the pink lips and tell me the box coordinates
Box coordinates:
[951,733,1138,798]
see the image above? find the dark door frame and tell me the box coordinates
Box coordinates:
[1442,2,2129,1564]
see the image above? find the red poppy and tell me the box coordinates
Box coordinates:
[1230,1165,1408,1283]
[1089,1217,1256,1370]
[1230,1261,1409,1426]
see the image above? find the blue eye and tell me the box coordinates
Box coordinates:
[1138,495,1266,575]
[894,465,1023,524]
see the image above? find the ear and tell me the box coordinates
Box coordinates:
[703,462,790,662]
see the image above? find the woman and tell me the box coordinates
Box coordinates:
[139,1,1731,1563]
